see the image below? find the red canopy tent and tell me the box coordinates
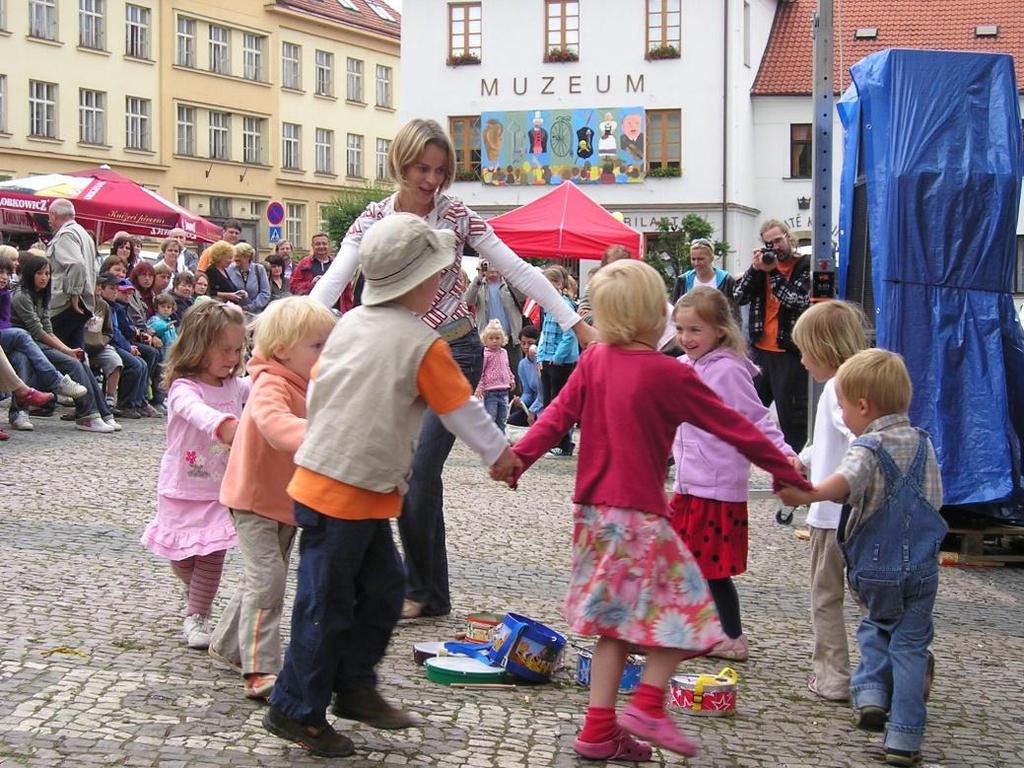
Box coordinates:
[488,181,643,259]
[0,166,222,244]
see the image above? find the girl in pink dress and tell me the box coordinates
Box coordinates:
[141,302,250,651]
[507,261,810,762]
[475,319,515,432]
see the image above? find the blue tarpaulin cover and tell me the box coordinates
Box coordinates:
[836,49,1024,512]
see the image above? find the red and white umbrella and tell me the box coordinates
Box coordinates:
[0,165,222,244]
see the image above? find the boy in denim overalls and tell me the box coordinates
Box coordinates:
[780,349,945,767]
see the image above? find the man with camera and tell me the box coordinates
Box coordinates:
[464,260,526,374]
[733,219,811,452]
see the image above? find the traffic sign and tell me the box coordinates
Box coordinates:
[266,200,285,226]
[268,225,282,243]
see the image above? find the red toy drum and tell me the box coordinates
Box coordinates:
[669,668,739,717]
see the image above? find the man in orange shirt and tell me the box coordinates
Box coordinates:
[264,213,519,759]
[733,219,811,452]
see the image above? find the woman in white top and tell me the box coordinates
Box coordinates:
[311,118,595,620]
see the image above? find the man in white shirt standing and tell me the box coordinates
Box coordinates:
[46,198,98,350]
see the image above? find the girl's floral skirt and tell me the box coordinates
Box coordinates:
[564,504,725,652]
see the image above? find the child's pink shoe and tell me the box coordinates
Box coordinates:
[573,729,652,762]
[619,704,699,757]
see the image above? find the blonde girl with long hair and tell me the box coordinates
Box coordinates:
[141,302,250,651]
[669,286,797,663]
[508,264,810,761]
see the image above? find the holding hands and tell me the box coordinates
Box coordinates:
[489,446,522,487]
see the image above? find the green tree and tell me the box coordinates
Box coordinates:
[322,186,392,247]
[642,214,730,292]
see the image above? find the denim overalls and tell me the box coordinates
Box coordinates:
[838,430,948,754]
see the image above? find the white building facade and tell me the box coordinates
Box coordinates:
[402,0,1024,299]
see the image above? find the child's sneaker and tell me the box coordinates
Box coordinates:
[182,614,211,649]
[332,687,416,729]
[884,748,922,766]
[102,414,123,431]
[56,374,88,400]
[855,705,888,731]
[76,415,116,433]
[244,673,277,699]
[263,706,354,758]
[10,411,34,431]
[708,634,749,662]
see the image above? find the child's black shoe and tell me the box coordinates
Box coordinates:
[855,705,888,731]
[263,705,355,757]
[332,687,416,730]
[884,748,922,766]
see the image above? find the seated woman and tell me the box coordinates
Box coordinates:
[202,241,247,305]
[226,243,270,314]
[266,253,291,302]
[129,261,158,321]
[0,345,58,439]
[10,254,118,433]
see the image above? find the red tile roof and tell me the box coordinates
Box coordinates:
[752,0,1024,95]
[275,0,401,41]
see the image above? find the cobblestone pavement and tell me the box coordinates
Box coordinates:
[1,416,1022,768]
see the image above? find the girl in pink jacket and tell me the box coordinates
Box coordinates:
[670,287,796,663]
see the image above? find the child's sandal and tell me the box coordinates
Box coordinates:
[573,730,652,762]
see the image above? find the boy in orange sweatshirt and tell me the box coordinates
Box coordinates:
[209,296,337,699]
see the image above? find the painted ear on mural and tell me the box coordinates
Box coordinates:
[484,119,504,168]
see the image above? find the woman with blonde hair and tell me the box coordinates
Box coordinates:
[203,241,247,305]
[308,118,596,620]
[227,243,270,314]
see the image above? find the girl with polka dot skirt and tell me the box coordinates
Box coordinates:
[670,287,799,663]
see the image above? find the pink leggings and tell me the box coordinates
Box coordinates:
[170,550,226,617]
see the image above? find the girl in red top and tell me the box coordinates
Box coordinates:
[509,260,810,762]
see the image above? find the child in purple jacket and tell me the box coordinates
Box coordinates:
[669,287,797,663]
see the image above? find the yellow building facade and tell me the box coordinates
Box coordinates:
[0,0,400,254]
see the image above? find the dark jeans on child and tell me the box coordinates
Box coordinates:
[51,306,90,351]
[398,326,483,616]
[271,502,404,725]
[839,432,947,755]
[540,362,575,453]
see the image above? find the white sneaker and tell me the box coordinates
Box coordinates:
[55,374,88,400]
[103,414,123,432]
[10,411,34,431]
[183,614,212,649]
[56,394,76,407]
[76,415,116,433]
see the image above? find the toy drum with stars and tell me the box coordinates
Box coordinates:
[669,668,739,716]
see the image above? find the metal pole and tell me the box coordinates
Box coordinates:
[806,0,836,440]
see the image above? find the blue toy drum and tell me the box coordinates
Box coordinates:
[575,645,645,694]
[489,613,566,683]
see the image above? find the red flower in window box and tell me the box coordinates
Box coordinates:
[447,52,481,67]
[646,44,680,61]
[544,47,579,63]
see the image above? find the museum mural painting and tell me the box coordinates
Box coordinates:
[480,107,645,186]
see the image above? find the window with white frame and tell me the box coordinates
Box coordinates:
[366,1,395,21]
[209,25,230,75]
[282,123,301,170]
[346,133,364,178]
[28,80,57,138]
[29,0,57,40]
[125,4,150,59]
[285,202,305,246]
[125,96,150,150]
[176,105,195,155]
[176,17,195,67]
[375,65,392,108]
[315,128,334,174]
[337,0,357,9]
[345,57,363,101]
[209,111,230,160]
[282,42,301,89]
[243,116,264,164]
[79,0,105,50]
[79,88,105,144]
[0,76,7,134]
[315,50,334,97]
[243,33,264,81]
[376,137,391,181]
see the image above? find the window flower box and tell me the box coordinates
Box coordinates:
[646,165,682,178]
[455,168,479,182]
[544,47,579,63]
[447,52,481,67]
[646,44,680,61]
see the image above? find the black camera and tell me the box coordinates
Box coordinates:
[759,245,777,265]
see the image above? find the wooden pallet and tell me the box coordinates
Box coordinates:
[940,525,1024,567]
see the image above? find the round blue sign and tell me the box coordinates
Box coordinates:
[266,200,285,226]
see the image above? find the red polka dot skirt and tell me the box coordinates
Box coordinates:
[669,493,749,580]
